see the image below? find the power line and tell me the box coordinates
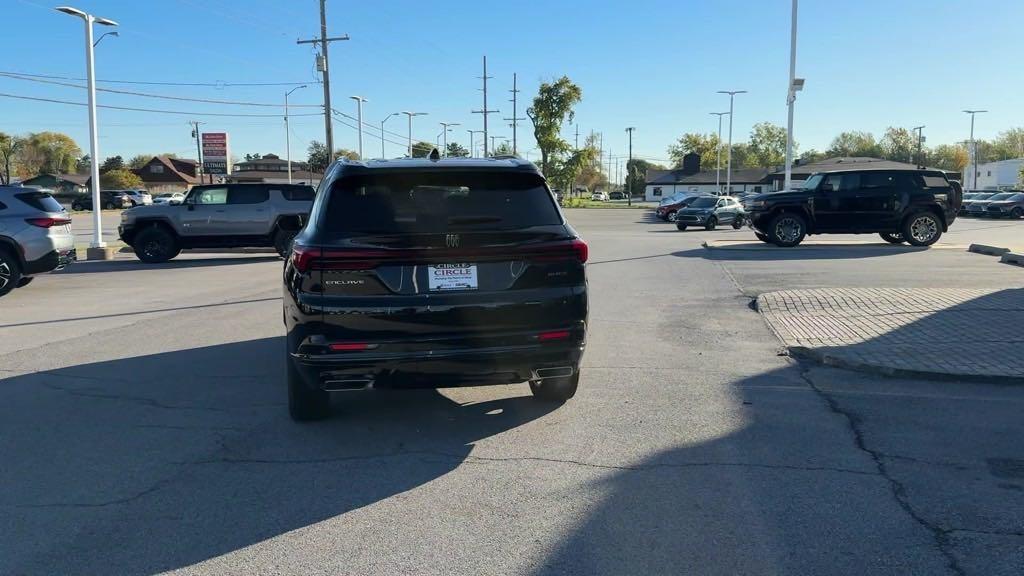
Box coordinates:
[0,70,311,88]
[0,72,323,107]
[0,91,323,117]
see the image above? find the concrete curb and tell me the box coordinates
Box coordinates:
[1001,252,1024,267]
[968,243,1011,256]
[784,346,1024,385]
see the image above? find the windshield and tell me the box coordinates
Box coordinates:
[802,174,825,190]
[689,197,718,208]
[972,193,995,200]
[987,193,1015,201]
[1007,193,1024,202]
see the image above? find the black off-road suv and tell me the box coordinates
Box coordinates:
[283,155,588,421]
[744,169,961,247]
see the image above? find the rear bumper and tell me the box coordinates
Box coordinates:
[290,333,585,390]
[23,249,76,275]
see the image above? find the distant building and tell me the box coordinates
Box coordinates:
[644,152,771,200]
[226,154,322,187]
[962,158,1023,191]
[132,156,203,194]
[19,173,88,195]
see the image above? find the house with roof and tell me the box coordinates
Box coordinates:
[131,156,204,194]
[225,153,323,187]
[644,153,772,200]
[19,173,88,195]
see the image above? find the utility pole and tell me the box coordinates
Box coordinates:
[439,122,459,156]
[349,95,368,160]
[963,109,987,191]
[189,120,204,184]
[285,85,307,183]
[912,125,926,168]
[710,112,729,192]
[471,56,499,157]
[401,111,427,157]
[503,73,526,155]
[718,90,747,194]
[626,127,634,206]
[297,1,349,159]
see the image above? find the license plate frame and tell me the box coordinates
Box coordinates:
[428,263,479,292]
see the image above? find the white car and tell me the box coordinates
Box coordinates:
[120,189,153,206]
[151,192,185,205]
[591,191,609,201]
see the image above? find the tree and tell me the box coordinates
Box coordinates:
[991,128,1024,160]
[100,168,144,189]
[924,144,968,172]
[0,133,22,185]
[799,149,827,164]
[445,142,469,157]
[748,122,791,168]
[827,131,881,158]
[76,155,91,174]
[625,159,666,197]
[127,155,153,169]
[668,132,721,171]
[547,135,599,193]
[880,127,915,163]
[307,140,359,171]
[244,153,262,161]
[527,76,583,176]
[1019,163,1024,187]
[99,155,124,173]
[17,132,81,175]
[491,142,514,157]
[411,141,434,158]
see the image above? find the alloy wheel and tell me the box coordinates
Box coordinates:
[909,216,938,243]
[0,261,10,291]
[142,239,167,260]
[774,217,802,244]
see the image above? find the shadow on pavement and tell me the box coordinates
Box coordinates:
[0,297,281,329]
[1,337,556,574]
[672,244,928,261]
[58,255,281,274]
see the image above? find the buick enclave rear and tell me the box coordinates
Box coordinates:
[282,157,588,420]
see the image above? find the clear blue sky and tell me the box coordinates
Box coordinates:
[3,0,1021,172]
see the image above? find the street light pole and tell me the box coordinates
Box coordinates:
[467,130,484,158]
[490,135,506,155]
[710,112,729,193]
[57,6,117,253]
[380,112,398,159]
[626,127,635,206]
[718,90,747,195]
[784,0,803,192]
[964,110,987,190]
[439,122,460,156]
[912,125,926,168]
[285,85,308,183]
[349,96,368,160]
[401,111,427,157]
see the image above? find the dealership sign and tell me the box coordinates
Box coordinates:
[201,132,230,175]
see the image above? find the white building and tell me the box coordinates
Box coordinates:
[644,167,772,201]
[963,158,1023,191]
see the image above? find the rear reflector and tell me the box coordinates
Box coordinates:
[538,330,571,342]
[25,217,72,228]
[328,343,372,351]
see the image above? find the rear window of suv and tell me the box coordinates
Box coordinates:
[15,191,64,212]
[322,171,561,236]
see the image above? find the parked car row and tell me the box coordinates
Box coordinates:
[960,191,1024,219]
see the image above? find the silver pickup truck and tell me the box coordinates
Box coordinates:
[118,183,315,263]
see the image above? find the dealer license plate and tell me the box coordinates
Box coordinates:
[428,263,478,292]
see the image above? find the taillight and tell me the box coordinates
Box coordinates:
[538,330,571,342]
[291,245,389,272]
[290,244,320,273]
[25,217,72,228]
[527,239,588,264]
[328,342,373,351]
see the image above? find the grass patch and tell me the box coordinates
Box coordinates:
[561,198,649,209]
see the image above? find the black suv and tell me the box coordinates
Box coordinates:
[71,190,132,211]
[744,169,960,247]
[283,156,588,420]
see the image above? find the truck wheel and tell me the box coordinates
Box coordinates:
[288,357,330,421]
[133,225,181,263]
[879,232,905,244]
[529,371,579,402]
[273,228,297,258]
[902,211,942,247]
[676,223,687,231]
[0,249,22,297]
[1012,207,1024,220]
[754,231,772,243]
[768,212,806,247]
[704,216,718,231]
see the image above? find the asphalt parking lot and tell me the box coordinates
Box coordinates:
[3,209,1023,575]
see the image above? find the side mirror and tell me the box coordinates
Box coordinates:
[169,199,182,205]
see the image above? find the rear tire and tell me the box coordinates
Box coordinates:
[901,211,942,247]
[704,217,718,231]
[0,249,22,297]
[529,372,579,402]
[732,215,746,229]
[767,212,807,247]
[273,228,297,258]
[133,225,181,263]
[676,223,687,231]
[288,357,329,421]
[104,201,115,210]
[879,232,905,244]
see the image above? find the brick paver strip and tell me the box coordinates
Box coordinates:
[757,288,1024,381]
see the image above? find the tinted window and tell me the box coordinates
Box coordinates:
[987,193,1014,201]
[802,174,825,190]
[194,188,228,205]
[280,187,315,201]
[15,192,64,212]
[689,197,717,208]
[322,171,561,236]
[892,174,919,189]
[861,173,893,189]
[921,175,950,188]
[822,173,859,192]
[1007,193,1024,202]
[228,186,269,204]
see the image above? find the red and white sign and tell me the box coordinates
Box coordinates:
[201,132,230,175]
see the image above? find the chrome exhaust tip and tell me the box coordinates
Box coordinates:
[532,366,574,380]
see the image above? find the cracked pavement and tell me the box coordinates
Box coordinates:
[2,212,1022,575]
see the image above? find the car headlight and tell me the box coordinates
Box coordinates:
[744,200,766,209]
[120,213,128,222]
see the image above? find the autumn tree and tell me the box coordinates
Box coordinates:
[625,158,666,197]
[17,132,81,175]
[667,132,721,170]
[880,127,915,163]
[924,144,968,172]
[0,133,21,185]
[100,169,144,189]
[827,131,881,158]
[748,122,791,168]
[307,141,359,171]
[100,155,125,173]
[527,76,583,176]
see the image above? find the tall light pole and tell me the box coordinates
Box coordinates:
[626,127,635,206]
[964,109,987,190]
[784,0,804,192]
[349,96,368,160]
[439,122,460,156]
[710,111,729,193]
[467,130,484,158]
[56,6,117,254]
[380,112,399,159]
[717,90,747,194]
[401,111,427,157]
[912,125,926,168]
[285,85,308,183]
